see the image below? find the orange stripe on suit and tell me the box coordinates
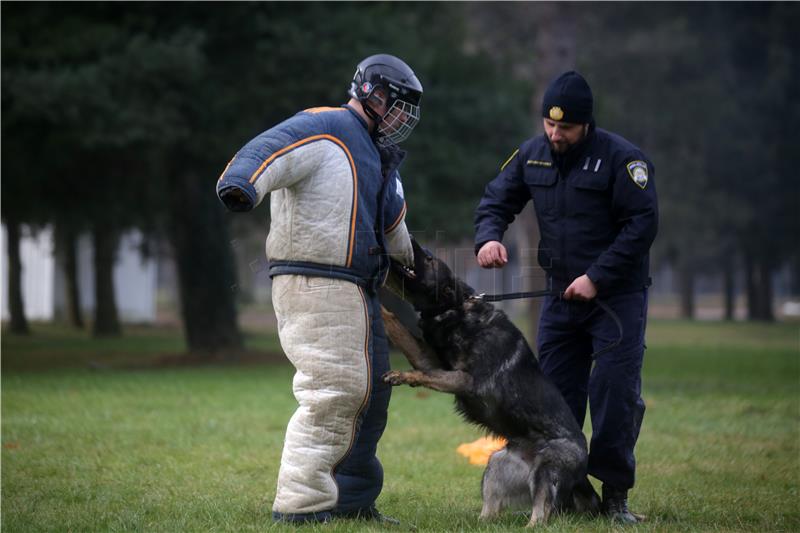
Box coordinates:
[385,202,407,234]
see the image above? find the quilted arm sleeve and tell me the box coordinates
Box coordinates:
[383,172,413,266]
[216,118,324,212]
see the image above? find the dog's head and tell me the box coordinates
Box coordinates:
[387,238,475,315]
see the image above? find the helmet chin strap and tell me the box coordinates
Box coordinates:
[362,100,384,126]
[362,100,395,145]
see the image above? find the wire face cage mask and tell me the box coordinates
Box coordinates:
[376,98,421,146]
[349,55,423,147]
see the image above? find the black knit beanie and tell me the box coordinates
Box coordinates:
[541,71,593,124]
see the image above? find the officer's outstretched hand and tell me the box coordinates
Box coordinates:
[564,275,598,301]
[477,241,508,269]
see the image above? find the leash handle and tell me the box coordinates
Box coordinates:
[589,298,623,359]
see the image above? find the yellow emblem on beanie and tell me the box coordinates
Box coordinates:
[549,106,564,121]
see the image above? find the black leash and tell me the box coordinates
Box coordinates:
[472,289,623,359]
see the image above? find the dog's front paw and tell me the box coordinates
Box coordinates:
[382,370,409,386]
[383,370,425,387]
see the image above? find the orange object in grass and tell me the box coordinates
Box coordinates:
[456,436,507,465]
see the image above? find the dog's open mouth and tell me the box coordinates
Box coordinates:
[389,257,418,281]
[397,263,417,280]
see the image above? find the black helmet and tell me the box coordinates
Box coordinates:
[348,54,423,146]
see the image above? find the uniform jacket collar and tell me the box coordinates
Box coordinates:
[551,120,597,173]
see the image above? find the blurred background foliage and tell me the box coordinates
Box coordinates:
[2,2,798,352]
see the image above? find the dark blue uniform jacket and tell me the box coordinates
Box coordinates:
[475,125,658,296]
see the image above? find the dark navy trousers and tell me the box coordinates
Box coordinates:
[537,289,648,490]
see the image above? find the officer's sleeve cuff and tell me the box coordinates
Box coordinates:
[474,233,504,255]
[585,266,604,291]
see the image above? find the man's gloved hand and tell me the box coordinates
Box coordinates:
[219,186,253,212]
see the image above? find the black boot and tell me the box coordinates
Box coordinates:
[333,505,401,525]
[602,485,644,524]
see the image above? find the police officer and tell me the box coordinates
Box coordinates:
[217,54,422,524]
[474,71,657,524]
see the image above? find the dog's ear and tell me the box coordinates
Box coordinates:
[409,236,435,263]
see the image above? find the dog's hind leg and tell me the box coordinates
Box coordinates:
[381,307,440,371]
[479,461,504,521]
[527,463,561,527]
[480,447,533,521]
[382,369,473,394]
[571,477,601,515]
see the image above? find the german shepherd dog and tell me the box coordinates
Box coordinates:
[381,239,601,527]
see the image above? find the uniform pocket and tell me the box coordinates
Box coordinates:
[570,170,611,217]
[523,167,558,213]
[571,170,610,191]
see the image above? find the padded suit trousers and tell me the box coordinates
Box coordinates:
[270,275,391,522]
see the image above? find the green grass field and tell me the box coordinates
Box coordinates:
[2,320,798,532]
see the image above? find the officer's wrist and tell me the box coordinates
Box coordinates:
[585,269,602,288]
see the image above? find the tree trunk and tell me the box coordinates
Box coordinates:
[744,255,754,320]
[167,170,243,355]
[677,261,695,320]
[722,256,735,321]
[754,259,775,321]
[744,255,775,321]
[55,224,84,329]
[92,224,121,337]
[5,219,30,334]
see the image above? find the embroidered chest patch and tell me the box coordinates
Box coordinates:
[526,159,553,168]
[626,160,649,189]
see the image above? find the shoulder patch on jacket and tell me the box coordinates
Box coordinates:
[626,160,648,189]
